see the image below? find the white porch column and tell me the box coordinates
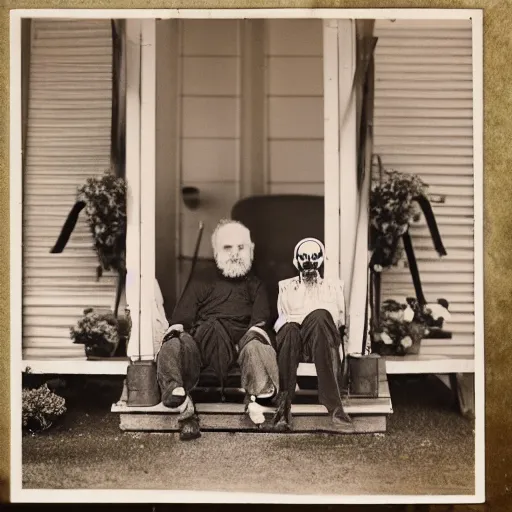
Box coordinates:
[323,19,358,288]
[323,20,361,354]
[337,19,358,305]
[322,20,341,280]
[138,19,157,361]
[125,20,142,360]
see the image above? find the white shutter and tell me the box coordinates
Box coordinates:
[23,19,117,359]
[373,19,475,357]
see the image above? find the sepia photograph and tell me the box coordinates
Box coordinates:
[9,8,484,504]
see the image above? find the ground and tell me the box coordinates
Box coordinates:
[22,374,475,496]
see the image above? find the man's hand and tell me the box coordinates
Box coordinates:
[163,324,184,342]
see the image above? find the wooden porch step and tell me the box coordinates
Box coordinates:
[113,405,389,434]
[111,371,392,434]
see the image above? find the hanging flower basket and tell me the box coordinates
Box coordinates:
[369,159,427,272]
[77,171,127,279]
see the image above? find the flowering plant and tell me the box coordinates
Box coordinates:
[70,307,132,358]
[77,171,127,278]
[22,383,66,432]
[370,167,427,270]
[373,297,451,356]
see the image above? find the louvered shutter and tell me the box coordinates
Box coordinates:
[373,19,475,357]
[23,19,117,359]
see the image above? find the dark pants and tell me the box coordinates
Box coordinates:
[157,319,278,405]
[275,309,344,412]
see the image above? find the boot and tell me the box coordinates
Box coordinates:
[179,414,201,441]
[177,396,201,441]
[271,391,292,432]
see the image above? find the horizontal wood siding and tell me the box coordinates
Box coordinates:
[265,20,324,195]
[373,19,475,357]
[23,19,116,359]
[179,20,241,264]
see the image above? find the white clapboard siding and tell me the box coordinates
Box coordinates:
[23,19,117,360]
[179,20,242,266]
[265,19,324,195]
[373,19,475,358]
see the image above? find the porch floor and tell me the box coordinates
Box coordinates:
[111,363,392,434]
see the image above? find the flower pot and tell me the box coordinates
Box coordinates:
[404,321,426,355]
[405,337,422,355]
[85,341,117,359]
[348,353,381,398]
[126,360,161,406]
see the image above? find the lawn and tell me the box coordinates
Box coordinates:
[22,374,475,496]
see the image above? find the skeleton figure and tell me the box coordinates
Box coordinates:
[156,220,279,440]
[272,237,353,431]
[294,238,324,285]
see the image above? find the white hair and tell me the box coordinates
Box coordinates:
[211,219,251,250]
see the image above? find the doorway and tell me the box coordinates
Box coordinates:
[155,18,326,316]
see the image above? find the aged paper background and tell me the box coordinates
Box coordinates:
[0,1,509,510]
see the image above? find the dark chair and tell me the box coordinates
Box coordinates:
[231,194,325,326]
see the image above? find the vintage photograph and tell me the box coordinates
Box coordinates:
[10,9,484,503]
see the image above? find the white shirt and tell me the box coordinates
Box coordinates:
[153,279,169,357]
[274,276,346,333]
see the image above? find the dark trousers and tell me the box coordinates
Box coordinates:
[157,319,278,405]
[275,309,344,412]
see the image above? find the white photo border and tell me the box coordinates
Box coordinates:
[10,7,485,505]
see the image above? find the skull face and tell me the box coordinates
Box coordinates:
[293,238,325,281]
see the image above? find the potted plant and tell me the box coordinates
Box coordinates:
[372,298,451,356]
[22,383,66,433]
[70,307,131,359]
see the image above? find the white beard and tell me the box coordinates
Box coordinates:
[216,256,253,278]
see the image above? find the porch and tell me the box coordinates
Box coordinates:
[17,15,478,429]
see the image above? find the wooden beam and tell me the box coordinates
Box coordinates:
[21,19,32,173]
[22,359,129,375]
[338,19,358,303]
[124,20,142,360]
[119,412,387,434]
[139,19,157,361]
[384,355,475,374]
[239,19,266,198]
[112,397,392,415]
[10,19,24,483]
[322,19,341,280]
[155,19,180,314]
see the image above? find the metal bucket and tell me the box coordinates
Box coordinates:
[348,353,381,398]
[126,360,161,407]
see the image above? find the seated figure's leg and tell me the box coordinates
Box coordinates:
[301,309,352,426]
[194,319,237,389]
[272,322,302,429]
[156,333,201,408]
[238,339,279,397]
[157,333,202,441]
[238,338,279,425]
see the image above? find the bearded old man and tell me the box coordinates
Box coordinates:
[155,219,279,440]
[271,237,353,431]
